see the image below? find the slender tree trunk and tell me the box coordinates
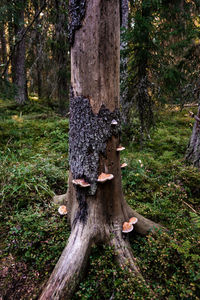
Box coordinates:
[55,0,69,115]
[185,104,200,167]
[137,2,154,145]
[120,0,129,123]
[0,25,8,79]
[40,1,162,298]
[33,0,42,99]
[12,1,28,105]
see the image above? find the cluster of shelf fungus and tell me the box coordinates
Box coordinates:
[58,143,133,233]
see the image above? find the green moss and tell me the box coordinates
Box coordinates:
[4,204,70,272]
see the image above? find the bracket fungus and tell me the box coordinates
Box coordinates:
[121,162,127,169]
[122,222,133,233]
[58,205,68,215]
[129,217,138,225]
[97,172,114,183]
[72,179,91,187]
[116,146,125,152]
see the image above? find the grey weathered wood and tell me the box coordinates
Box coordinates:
[185,104,200,167]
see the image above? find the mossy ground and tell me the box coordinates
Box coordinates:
[0,100,199,299]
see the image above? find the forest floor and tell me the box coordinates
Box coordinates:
[0,99,199,299]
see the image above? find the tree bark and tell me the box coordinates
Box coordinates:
[0,24,8,79]
[54,0,69,115]
[12,1,28,105]
[185,104,200,167]
[40,1,162,298]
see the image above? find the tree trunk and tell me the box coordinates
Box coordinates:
[120,0,129,123]
[185,104,200,167]
[33,0,42,99]
[12,1,27,105]
[40,1,162,298]
[0,24,8,79]
[55,0,69,115]
[137,1,154,145]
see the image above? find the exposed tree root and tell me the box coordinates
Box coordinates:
[126,204,165,235]
[107,225,141,274]
[40,220,152,300]
[39,223,93,300]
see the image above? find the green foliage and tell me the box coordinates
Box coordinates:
[132,231,200,299]
[0,79,16,100]
[5,204,70,272]
[0,100,70,292]
[0,101,69,210]
[73,245,153,300]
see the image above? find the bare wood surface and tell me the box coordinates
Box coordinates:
[39,223,93,300]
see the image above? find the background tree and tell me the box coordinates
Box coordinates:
[0,0,70,110]
[11,0,28,104]
[121,0,199,143]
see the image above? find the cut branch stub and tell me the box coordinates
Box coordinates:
[97,172,114,183]
[122,222,134,233]
[72,178,90,187]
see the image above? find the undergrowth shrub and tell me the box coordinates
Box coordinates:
[73,245,153,300]
[4,204,70,273]
[132,231,200,299]
[0,157,68,209]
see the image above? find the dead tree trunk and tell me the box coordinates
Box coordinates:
[185,104,200,167]
[12,0,27,105]
[40,1,162,299]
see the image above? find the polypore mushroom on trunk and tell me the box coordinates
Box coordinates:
[116,146,125,152]
[121,163,127,169]
[97,172,114,183]
[58,205,68,215]
[129,217,138,225]
[122,222,133,233]
[72,179,90,187]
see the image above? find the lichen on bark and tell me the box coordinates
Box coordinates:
[68,0,86,45]
[69,89,121,195]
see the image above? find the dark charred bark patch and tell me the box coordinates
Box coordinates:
[73,188,88,225]
[69,0,86,46]
[69,89,120,195]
